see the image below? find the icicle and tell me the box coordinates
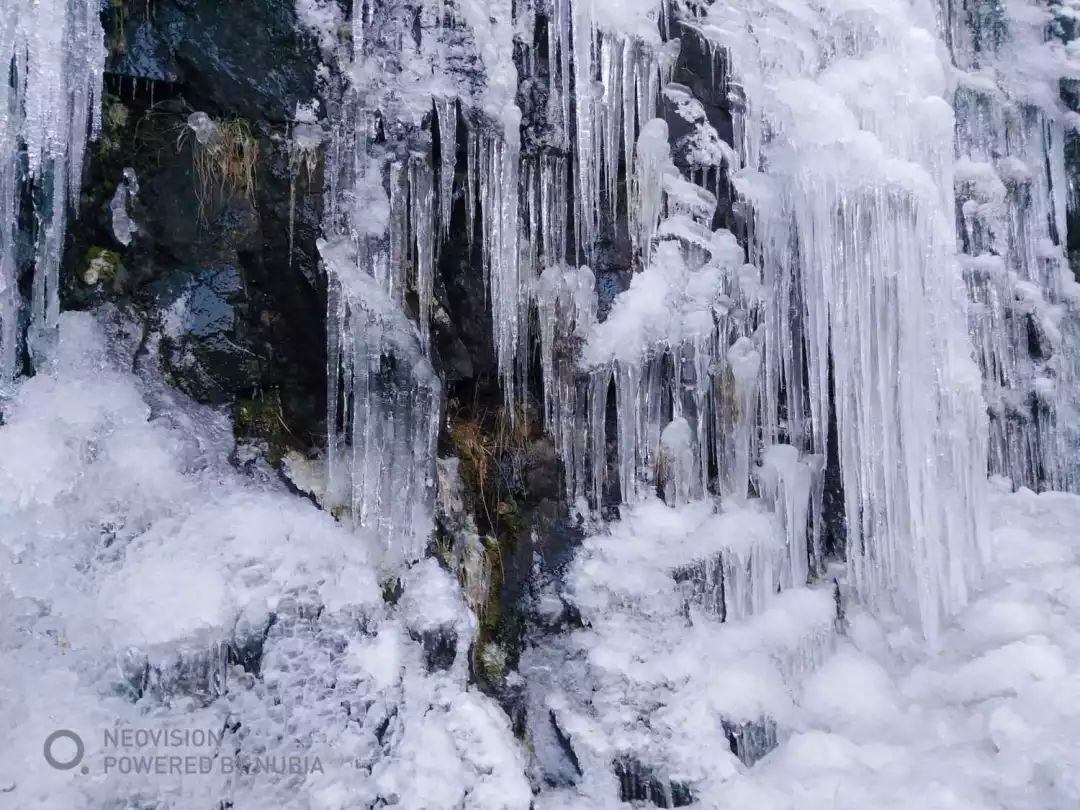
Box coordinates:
[465,129,478,251]
[434,97,457,237]
[701,0,991,644]
[409,159,436,352]
[632,120,673,267]
[587,368,610,507]
[475,126,524,403]
[539,154,568,266]
[658,417,696,506]
[387,161,410,303]
[309,0,453,567]
[287,109,323,272]
[536,264,597,433]
[756,445,815,589]
[534,262,597,505]
[714,336,761,500]
[321,237,441,567]
[945,2,1080,492]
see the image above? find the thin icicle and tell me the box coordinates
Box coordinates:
[409,160,436,352]
[435,97,458,237]
[475,126,524,403]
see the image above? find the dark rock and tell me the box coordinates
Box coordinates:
[154,263,260,402]
[524,439,560,501]
[228,614,277,678]
[107,0,322,123]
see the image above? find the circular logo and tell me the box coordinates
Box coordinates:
[43,730,84,771]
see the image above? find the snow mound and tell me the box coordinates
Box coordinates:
[0,312,529,809]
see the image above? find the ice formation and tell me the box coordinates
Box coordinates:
[948,0,1080,491]
[0,0,105,383]
[306,1,450,563]
[522,497,839,804]
[691,0,989,642]
[109,168,139,247]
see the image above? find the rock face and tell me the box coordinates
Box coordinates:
[65,0,327,452]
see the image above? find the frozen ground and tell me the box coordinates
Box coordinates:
[526,485,1080,809]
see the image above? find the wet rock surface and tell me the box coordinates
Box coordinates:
[65,0,327,453]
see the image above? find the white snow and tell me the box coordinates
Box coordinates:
[0,312,529,809]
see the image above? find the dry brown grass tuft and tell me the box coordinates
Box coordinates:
[177,116,259,221]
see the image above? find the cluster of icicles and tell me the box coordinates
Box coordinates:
[308,0,1077,642]
[1,0,105,387]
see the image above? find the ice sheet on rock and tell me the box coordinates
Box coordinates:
[322,237,441,568]
[109,167,139,247]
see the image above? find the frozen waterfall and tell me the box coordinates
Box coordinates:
[3,0,1080,807]
[298,0,1080,635]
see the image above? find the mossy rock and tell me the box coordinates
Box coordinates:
[83,247,123,286]
[476,640,508,683]
[232,390,295,464]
